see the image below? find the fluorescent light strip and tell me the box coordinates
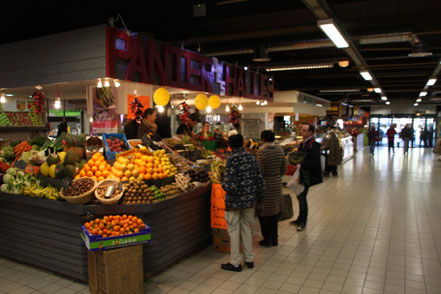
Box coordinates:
[318,20,349,48]
[426,78,437,86]
[419,91,428,97]
[386,101,391,105]
[359,71,373,81]
[414,103,418,106]
[381,96,387,101]
[374,88,381,93]
[416,98,422,103]
[266,64,333,71]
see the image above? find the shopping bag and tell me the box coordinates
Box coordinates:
[277,194,293,222]
[287,164,305,195]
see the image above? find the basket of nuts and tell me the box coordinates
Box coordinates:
[94,180,125,205]
[60,177,97,204]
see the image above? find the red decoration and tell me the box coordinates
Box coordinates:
[228,106,241,126]
[129,97,144,123]
[179,101,190,123]
[31,88,45,116]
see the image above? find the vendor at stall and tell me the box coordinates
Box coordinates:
[198,122,211,140]
[177,113,200,139]
[137,108,158,139]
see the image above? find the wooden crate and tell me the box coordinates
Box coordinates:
[88,245,144,294]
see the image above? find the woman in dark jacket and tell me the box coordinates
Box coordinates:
[324,132,341,176]
[256,130,287,247]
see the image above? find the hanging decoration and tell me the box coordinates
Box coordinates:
[195,93,208,110]
[179,101,190,123]
[228,105,241,127]
[31,86,45,116]
[153,87,170,106]
[129,96,145,123]
[208,95,221,109]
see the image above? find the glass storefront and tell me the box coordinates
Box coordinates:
[369,115,437,148]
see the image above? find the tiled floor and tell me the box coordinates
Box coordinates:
[1,146,441,294]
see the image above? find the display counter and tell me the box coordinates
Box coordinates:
[341,136,354,162]
[0,183,211,281]
[354,133,364,152]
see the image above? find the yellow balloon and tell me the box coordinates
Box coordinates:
[195,93,208,110]
[153,87,170,106]
[208,95,221,109]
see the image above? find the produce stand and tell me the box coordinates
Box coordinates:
[0,183,211,281]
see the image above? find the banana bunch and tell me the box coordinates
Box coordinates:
[22,184,60,201]
[210,160,226,184]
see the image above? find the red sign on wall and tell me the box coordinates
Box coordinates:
[106,27,274,101]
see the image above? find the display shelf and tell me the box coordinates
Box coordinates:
[0,125,47,132]
[0,183,211,281]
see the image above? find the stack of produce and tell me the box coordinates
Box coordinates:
[76,152,113,181]
[0,112,10,126]
[168,153,191,173]
[174,173,192,192]
[0,146,15,164]
[159,184,181,199]
[13,141,32,158]
[62,177,95,196]
[86,137,103,153]
[188,167,210,183]
[40,150,84,180]
[105,136,128,152]
[22,184,59,200]
[83,214,146,237]
[210,160,226,184]
[1,168,39,194]
[110,150,177,181]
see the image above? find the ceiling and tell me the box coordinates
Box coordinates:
[2,0,441,108]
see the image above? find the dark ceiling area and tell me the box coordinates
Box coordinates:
[2,0,441,106]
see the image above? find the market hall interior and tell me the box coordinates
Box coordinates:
[0,146,440,294]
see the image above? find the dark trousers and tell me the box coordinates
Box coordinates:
[296,186,310,223]
[388,140,394,153]
[326,165,338,176]
[258,215,278,242]
[369,141,375,154]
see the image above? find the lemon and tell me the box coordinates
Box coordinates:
[40,163,50,177]
[49,164,57,178]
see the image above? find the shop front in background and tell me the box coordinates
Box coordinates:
[369,114,437,148]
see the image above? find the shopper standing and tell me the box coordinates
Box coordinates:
[420,127,427,147]
[324,132,341,176]
[367,126,379,156]
[221,134,265,272]
[401,124,413,154]
[256,130,287,247]
[290,123,323,231]
[137,108,158,139]
[386,125,397,153]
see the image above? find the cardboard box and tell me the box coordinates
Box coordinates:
[81,225,151,251]
[212,235,232,253]
[88,245,144,294]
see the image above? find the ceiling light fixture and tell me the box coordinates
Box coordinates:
[374,88,381,93]
[419,91,428,97]
[0,93,5,104]
[408,42,433,57]
[114,79,120,87]
[414,103,418,106]
[338,60,350,67]
[367,88,374,92]
[244,66,248,71]
[426,78,437,86]
[97,79,103,88]
[104,80,110,87]
[316,103,323,107]
[317,18,349,48]
[252,46,271,62]
[381,96,387,101]
[416,98,422,103]
[226,104,230,112]
[238,104,243,111]
[5,94,13,97]
[359,71,373,81]
[89,116,93,123]
[386,101,391,105]
[319,89,359,93]
[54,98,61,109]
[266,64,333,72]
[206,106,212,113]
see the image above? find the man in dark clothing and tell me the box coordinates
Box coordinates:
[176,113,200,138]
[367,126,379,156]
[56,120,68,138]
[221,134,265,272]
[290,123,323,231]
[401,124,413,154]
[386,126,397,153]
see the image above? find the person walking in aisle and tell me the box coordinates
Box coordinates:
[420,127,427,147]
[290,123,323,231]
[221,134,265,272]
[256,130,287,247]
[324,132,341,176]
[401,124,413,155]
[427,126,434,148]
[386,125,397,153]
[367,126,379,156]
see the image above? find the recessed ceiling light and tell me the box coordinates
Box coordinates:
[426,78,437,86]
[386,101,391,105]
[419,91,428,97]
[374,88,381,93]
[359,71,373,81]
[381,96,387,101]
[414,103,418,106]
[416,98,422,102]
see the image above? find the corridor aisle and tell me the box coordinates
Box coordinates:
[0,147,440,294]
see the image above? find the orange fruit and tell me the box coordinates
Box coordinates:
[121,176,129,182]
[158,173,164,179]
[143,173,152,180]
[132,169,139,178]
[92,153,100,161]
[136,153,142,159]
[94,160,102,167]
[124,170,132,178]
[83,164,91,172]
[138,166,146,174]
[95,171,102,177]
[106,165,112,171]
[102,170,109,177]
[80,170,86,177]
[99,164,106,171]
[137,174,144,181]
[91,176,98,181]
[152,173,159,180]
[91,166,98,173]
[87,171,94,177]
[75,175,80,179]
[88,159,95,166]
[98,176,105,181]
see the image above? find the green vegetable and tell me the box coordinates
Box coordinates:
[6,167,17,176]
[30,136,49,147]
[3,174,14,185]
[0,146,15,161]
[1,184,9,192]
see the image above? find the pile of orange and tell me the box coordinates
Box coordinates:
[75,153,115,181]
[84,214,146,237]
[110,149,178,182]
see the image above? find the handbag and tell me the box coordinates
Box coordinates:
[277,194,293,222]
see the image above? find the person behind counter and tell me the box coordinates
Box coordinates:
[199,122,211,140]
[176,113,200,139]
[137,108,158,139]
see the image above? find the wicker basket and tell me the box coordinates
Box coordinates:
[94,180,125,205]
[59,177,97,204]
